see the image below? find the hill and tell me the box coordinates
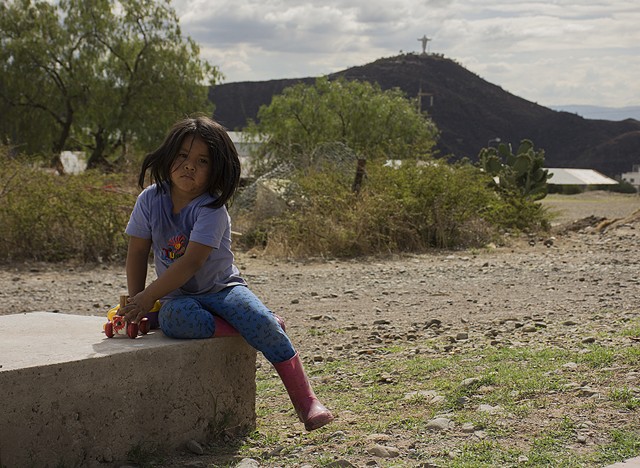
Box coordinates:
[209,54,640,177]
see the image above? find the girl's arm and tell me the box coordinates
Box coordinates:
[126,236,151,297]
[122,240,213,323]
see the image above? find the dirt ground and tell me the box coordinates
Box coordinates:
[1,191,639,467]
[1,191,637,320]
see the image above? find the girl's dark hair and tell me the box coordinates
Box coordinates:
[138,115,241,209]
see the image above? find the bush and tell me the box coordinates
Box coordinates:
[236,159,547,258]
[0,148,136,262]
[595,181,638,194]
[548,184,583,195]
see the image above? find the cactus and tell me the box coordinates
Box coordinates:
[479,139,550,201]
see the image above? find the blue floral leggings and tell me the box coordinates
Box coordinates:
[158,285,296,364]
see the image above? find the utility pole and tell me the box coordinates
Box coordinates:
[417,83,434,112]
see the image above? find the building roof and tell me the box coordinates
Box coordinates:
[546,168,618,185]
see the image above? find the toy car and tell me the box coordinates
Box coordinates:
[103,295,160,339]
[104,314,150,339]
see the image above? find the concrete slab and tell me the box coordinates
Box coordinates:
[606,457,640,467]
[0,312,257,467]
[0,312,181,371]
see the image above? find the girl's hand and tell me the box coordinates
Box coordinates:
[119,292,155,324]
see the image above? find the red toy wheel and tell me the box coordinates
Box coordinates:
[139,318,150,335]
[127,322,139,339]
[104,322,114,338]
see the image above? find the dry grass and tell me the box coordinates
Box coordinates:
[542,191,639,225]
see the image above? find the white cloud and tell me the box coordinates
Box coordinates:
[174,0,640,107]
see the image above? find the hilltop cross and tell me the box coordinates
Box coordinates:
[417,35,431,55]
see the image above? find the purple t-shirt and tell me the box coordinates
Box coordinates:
[125,183,246,300]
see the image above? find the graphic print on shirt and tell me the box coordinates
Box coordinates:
[161,233,187,263]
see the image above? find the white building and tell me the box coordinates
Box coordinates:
[228,131,266,179]
[545,168,617,186]
[59,151,87,174]
[620,165,640,190]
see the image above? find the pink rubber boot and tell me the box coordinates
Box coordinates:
[273,352,335,431]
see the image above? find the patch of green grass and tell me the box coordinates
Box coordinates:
[404,353,451,375]
[242,317,640,467]
[445,440,520,467]
[422,347,571,414]
[387,414,430,431]
[522,417,584,467]
[595,429,640,465]
[610,387,640,410]
[380,344,406,353]
[621,345,640,365]
[620,324,640,338]
[577,345,616,368]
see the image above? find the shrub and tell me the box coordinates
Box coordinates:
[236,159,539,258]
[0,148,136,262]
[595,181,638,194]
[547,184,583,195]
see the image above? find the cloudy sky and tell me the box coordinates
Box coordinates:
[173,0,639,109]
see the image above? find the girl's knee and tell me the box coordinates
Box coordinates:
[159,299,215,339]
[158,301,182,329]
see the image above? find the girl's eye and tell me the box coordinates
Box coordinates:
[199,158,209,165]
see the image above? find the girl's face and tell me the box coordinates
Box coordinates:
[170,135,212,200]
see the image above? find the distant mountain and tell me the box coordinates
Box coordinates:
[550,105,640,122]
[209,54,640,177]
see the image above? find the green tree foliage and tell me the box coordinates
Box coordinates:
[0,0,220,172]
[244,76,439,175]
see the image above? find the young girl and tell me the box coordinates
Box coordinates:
[119,115,334,431]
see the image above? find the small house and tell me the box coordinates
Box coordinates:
[620,165,640,190]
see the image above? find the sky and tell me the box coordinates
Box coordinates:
[172,0,640,110]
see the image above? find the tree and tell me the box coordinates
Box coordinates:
[0,0,75,170]
[244,76,439,175]
[0,0,221,172]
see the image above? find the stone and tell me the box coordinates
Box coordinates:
[478,404,502,414]
[426,417,452,431]
[186,439,204,455]
[327,460,356,467]
[236,459,261,468]
[461,422,475,433]
[460,377,481,387]
[367,444,400,458]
